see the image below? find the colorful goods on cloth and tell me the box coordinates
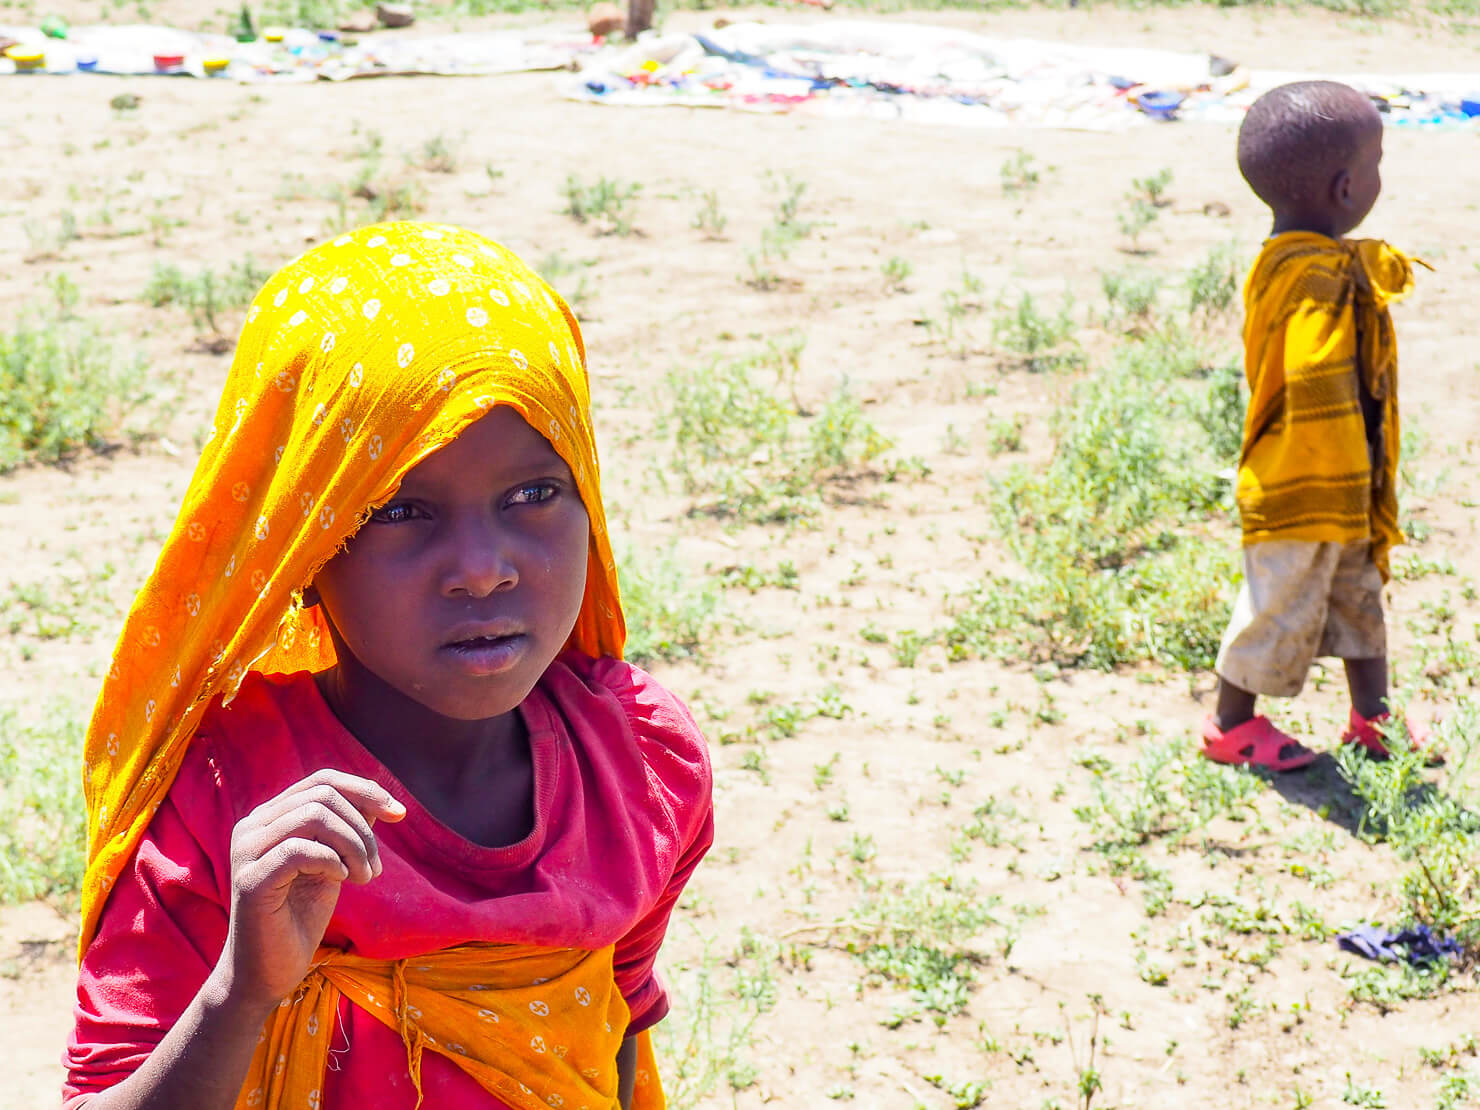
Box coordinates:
[77,221,639,1102]
[236,942,660,1110]
[1237,231,1420,581]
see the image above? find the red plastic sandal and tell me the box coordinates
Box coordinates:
[1200,714,1318,772]
[1340,709,1443,765]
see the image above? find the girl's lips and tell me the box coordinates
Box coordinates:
[440,633,527,675]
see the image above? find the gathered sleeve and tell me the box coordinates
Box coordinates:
[64,745,234,1107]
[594,659,714,1035]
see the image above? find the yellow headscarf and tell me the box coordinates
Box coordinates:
[78,223,649,1106]
[81,221,625,950]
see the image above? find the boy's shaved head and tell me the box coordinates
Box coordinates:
[1238,81,1381,210]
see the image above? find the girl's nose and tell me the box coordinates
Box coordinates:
[440,513,518,599]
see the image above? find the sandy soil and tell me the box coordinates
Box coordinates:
[4,3,1480,1108]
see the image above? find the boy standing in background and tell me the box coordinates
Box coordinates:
[1201,80,1433,770]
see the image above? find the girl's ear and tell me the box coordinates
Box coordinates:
[302,583,321,608]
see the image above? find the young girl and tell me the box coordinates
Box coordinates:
[65,222,714,1110]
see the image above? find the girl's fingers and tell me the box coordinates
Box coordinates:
[236,837,354,895]
[251,769,407,830]
[243,802,382,884]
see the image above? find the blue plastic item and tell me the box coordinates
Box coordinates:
[1462,96,1480,117]
[76,54,98,71]
[1138,89,1184,120]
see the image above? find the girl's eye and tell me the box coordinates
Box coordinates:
[507,482,559,507]
[369,502,421,524]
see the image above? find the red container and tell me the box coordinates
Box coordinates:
[153,53,184,71]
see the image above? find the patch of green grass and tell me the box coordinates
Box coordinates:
[0,703,87,906]
[652,929,768,1109]
[1335,698,1480,953]
[618,547,722,665]
[1100,268,1163,330]
[717,560,800,592]
[1186,241,1242,321]
[258,0,346,29]
[661,341,890,523]
[0,299,163,472]
[942,333,1237,669]
[1073,735,1261,851]
[143,256,272,345]
[855,873,1003,1025]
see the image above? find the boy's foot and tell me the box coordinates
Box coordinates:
[1199,714,1318,772]
[1340,708,1444,765]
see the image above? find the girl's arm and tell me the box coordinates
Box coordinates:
[77,770,404,1110]
[616,1036,637,1110]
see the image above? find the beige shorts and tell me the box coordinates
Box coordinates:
[1215,540,1386,698]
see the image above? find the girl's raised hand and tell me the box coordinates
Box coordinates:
[220,769,405,1012]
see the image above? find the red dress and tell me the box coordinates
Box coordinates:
[65,653,714,1108]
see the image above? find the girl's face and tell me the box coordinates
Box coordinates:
[311,405,589,726]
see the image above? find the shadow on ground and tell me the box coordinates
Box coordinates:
[1260,753,1374,835]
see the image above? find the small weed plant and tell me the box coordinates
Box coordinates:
[653,930,768,1109]
[881,255,913,294]
[0,300,161,472]
[143,256,272,348]
[418,131,464,174]
[992,291,1082,372]
[1186,241,1242,321]
[691,188,728,238]
[564,175,642,236]
[1000,149,1042,197]
[1118,198,1159,253]
[745,173,815,289]
[1100,269,1163,330]
[1133,167,1175,208]
[536,251,595,319]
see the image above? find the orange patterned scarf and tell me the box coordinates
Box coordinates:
[236,943,662,1110]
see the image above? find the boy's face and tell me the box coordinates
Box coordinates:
[311,405,589,726]
[1335,115,1383,236]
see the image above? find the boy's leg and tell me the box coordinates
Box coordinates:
[1343,656,1388,721]
[1322,542,1391,726]
[1203,542,1336,769]
[1213,676,1258,733]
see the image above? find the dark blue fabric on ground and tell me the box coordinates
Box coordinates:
[1337,924,1461,965]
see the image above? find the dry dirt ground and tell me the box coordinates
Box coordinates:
[4,3,1480,1108]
